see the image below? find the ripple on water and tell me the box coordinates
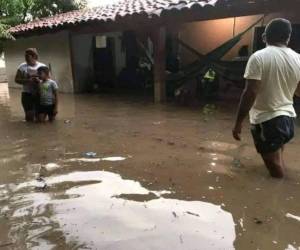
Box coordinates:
[10,171,236,250]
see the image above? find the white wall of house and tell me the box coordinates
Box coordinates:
[0,54,5,68]
[0,54,6,83]
[179,11,300,64]
[4,31,74,93]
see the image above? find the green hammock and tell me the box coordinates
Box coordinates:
[167,16,265,84]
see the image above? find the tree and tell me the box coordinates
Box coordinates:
[0,0,86,53]
[0,17,16,53]
[0,0,87,23]
[30,0,87,20]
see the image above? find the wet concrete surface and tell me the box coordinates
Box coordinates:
[0,83,299,250]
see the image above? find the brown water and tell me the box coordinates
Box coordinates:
[0,83,299,250]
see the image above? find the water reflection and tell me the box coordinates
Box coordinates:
[9,170,235,249]
[0,83,10,107]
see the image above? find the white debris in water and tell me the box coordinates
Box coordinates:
[239,218,245,231]
[286,213,300,222]
[44,163,60,171]
[208,186,215,190]
[207,170,213,174]
[152,190,172,196]
[102,157,126,162]
[65,158,101,163]
[285,244,300,250]
[65,156,127,163]
[64,152,78,155]
[34,180,47,190]
[272,241,278,244]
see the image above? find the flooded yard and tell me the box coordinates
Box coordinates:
[0,83,299,250]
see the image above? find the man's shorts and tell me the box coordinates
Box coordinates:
[251,116,294,154]
[21,92,39,112]
[37,104,55,117]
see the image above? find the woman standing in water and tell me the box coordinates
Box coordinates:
[15,48,46,122]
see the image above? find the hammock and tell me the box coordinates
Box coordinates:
[167,16,265,84]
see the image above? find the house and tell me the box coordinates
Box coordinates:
[4,0,300,102]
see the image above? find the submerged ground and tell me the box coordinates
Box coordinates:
[0,83,299,250]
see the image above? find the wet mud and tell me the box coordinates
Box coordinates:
[0,83,299,250]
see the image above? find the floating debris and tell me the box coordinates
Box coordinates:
[286,213,300,222]
[65,156,127,163]
[254,218,263,225]
[42,163,60,172]
[34,179,47,191]
[232,158,242,168]
[102,157,126,162]
[179,234,184,244]
[65,158,101,163]
[202,104,217,115]
[186,211,200,217]
[85,152,97,158]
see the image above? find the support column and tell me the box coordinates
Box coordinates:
[152,27,166,103]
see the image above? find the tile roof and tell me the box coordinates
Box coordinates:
[9,0,224,35]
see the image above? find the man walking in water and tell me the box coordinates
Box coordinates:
[233,18,300,178]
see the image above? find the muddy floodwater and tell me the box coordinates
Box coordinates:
[0,83,299,250]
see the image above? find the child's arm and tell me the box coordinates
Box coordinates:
[53,90,58,115]
[51,80,59,115]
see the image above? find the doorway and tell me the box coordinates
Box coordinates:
[93,35,116,90]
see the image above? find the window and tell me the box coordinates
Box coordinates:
[95,36,107,48]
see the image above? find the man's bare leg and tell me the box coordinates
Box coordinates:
[281,146,287,171]
[261,149,285,178]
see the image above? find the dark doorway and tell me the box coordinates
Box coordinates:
[93,36,116,90]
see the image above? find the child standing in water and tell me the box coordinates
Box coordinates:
[37,66,59,122]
